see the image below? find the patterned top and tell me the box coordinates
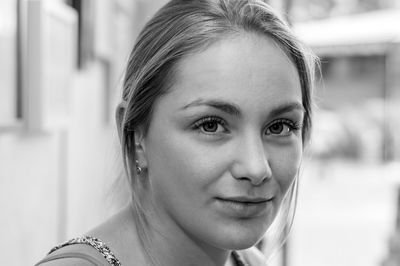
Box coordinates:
[46,235,248,266]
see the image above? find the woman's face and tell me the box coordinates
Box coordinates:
[141,33,303,250]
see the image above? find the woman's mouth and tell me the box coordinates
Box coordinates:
[215,196,274,218]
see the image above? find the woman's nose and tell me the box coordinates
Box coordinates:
[230,134,272,186]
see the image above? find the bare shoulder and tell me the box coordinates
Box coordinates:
[239,246,268,265]
[36,257,96,266]
[35,243,108,266]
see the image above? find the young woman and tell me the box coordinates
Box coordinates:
[36,0,316,265]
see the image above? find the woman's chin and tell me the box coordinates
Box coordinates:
[223,238,262,251]
[213,234,263,251]
[209,220,270,251]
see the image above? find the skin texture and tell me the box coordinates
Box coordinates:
[132,32,304,266]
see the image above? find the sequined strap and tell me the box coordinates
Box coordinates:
[48,236,122,266]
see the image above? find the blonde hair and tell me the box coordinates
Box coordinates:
[118,0,317,263]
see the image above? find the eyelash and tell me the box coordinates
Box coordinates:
[266,119,302,136]
[192,116,228,134]
[191,116,302,136]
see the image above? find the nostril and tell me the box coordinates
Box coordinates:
[251,169,271,186]
[231,159,272,186]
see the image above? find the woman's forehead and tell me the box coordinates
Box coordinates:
[167,33,301,109]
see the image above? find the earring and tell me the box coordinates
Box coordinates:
[135,160,142,175]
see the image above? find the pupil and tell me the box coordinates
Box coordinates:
[271,124,283,134]
[204,122,217,132]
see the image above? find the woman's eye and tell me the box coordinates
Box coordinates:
[269,123,285,134]
[202,121,219,132]
[193,117,227,134]
[266,119,301,136]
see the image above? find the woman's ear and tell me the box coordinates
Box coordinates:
[115,102,126,143]
[116,102,147,170]
[133,125,147,170]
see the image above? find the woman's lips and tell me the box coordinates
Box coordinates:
[215,196,274,218]
[221,196,272,203]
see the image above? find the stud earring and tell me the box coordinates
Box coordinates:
[135,160,142,175]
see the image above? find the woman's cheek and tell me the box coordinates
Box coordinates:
[271,145,302,194]
[160,134,227,183]
[181,144,230,183]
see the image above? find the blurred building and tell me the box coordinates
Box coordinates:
[291,8,400,266]
[0,0,170,265]
[294,8,400,162]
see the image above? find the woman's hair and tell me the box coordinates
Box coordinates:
[118,0,317,262]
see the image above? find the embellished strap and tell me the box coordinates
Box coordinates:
[48,236,122,266]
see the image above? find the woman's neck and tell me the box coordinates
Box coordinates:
[90,204,237,265]
[129,201,233,266]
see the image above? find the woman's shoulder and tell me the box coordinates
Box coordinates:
[35,236,121,266]
[35,244,105,266]
[36,256,95,266]
[36,208,147,266]
[239,246,268,266]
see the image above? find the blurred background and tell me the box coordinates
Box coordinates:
[1,0,400,265]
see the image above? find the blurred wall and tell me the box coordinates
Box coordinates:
[0,0,168,265]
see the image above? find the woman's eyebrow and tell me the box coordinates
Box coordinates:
[180,98,241,117]
[180,99,304,117]
[269,102,305,118]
